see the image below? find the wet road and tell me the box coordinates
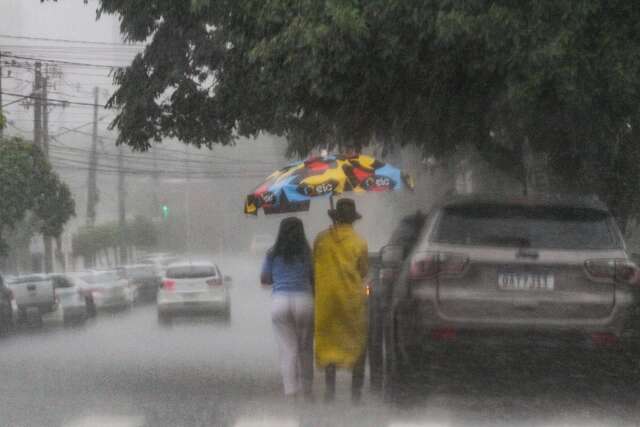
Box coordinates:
[2,255,640,426]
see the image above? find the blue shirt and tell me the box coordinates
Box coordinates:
[261,251,313,294]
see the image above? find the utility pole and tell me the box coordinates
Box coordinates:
[86,87,99,228]
[0,51,4,140]
[33,62,45,273]
[42,75,49,156]
[33,62,42,148]
[152,148,159,214]
[185,146,191,257]
[42,74,53,273]
[117,144,127,265]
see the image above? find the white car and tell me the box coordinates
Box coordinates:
[73,270,137,311]
[157,262,231,323]
[48,274,96,324]
[7,274,56,324]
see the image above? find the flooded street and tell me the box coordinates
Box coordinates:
[1,255,639,427]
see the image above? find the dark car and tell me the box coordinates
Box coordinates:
[120,264,162,302]
[368,211,428,392]
[381,194,640,398]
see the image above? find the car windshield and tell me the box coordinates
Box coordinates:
[433,204,619,250]
[166,265,217,279]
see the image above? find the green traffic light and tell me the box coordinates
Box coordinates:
[161,204,169,219]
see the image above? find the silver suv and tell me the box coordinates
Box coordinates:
[385,195,640,392]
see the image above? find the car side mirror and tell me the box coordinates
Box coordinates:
[380,244,404,268]
[224,275,232,284]
[632,253,640,266]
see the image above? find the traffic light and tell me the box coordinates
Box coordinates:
[161,204,170,220]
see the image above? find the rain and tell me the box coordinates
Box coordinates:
[2,1,640,427]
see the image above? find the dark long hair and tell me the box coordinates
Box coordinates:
[271,217,311,264]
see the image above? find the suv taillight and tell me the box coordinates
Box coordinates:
[207,278,222,287]
[162,279,176,291]
[585,259,639,285]
[408,251,469,281]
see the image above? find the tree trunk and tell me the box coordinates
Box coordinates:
[43,235,53,273]
[55,236,65,272]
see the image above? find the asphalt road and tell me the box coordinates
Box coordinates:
[2,255,640,427]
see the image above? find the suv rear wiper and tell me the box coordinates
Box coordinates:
[480,235,531,248]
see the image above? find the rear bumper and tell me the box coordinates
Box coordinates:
[62,305,87,320]
[157,298,229,314]
[94,294,131,309]
[132,280,161,291]
[393,297,634,355]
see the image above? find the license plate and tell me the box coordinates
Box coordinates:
[498,271,555,291]
[181,292,200,299]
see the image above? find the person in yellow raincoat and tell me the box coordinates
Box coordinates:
[313,198,368,402]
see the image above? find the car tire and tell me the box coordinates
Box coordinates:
[86,297,97,318]
[384,310,432,404]
[222,304,231,322]
[158,311,172,326]
[0,308,10,336]
[384,312,412,404]
[621,338,640,390]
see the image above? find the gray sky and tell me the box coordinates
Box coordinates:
[0,1,288,257]
[1,0,121,44]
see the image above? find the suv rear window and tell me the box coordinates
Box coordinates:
[126,266,157,277]
[166,265,217,279]
[9,275,49,285]
[82,272,119,284]
[433,204,619,250]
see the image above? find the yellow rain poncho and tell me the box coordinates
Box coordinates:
[313,224,369,368]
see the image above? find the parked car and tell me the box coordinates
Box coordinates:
[48,274,95,324]
[157,262,231,324]
[119,264,162,302]
[72,270,137,311]
[381,195,640,398]
[7,274,56,325]
[250,234,273,256]
[0,274,17,334]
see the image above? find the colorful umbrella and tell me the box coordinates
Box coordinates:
[244,154,413,215]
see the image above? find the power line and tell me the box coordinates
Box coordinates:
[0,34,143,48]
[54,127,282,165]
[51,151,273,176]
[1,53,125,69]
[52,117,109,137]
[1,91,107,107]
[49,159,268,179]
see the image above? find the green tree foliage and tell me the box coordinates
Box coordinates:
[72,216,158,260]
[97,1,640,223]
[0,138,76,254]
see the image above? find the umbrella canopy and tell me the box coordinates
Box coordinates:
[244,154,413,215]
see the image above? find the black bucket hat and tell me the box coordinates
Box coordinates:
[328,198,362,223]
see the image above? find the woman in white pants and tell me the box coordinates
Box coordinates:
[261,217,314,399]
